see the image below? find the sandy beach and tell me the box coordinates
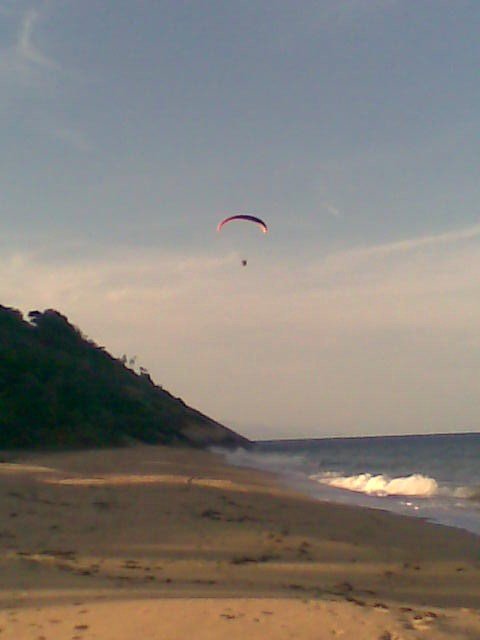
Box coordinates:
[0,444,479,639]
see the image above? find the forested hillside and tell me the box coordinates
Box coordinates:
[0,306,249,450]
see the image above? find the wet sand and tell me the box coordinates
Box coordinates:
[0,445,479,639]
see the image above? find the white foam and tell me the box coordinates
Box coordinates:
[311,472,439,497]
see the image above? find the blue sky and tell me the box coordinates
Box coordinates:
[1,1,479,438]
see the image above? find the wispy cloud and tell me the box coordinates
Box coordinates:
[350,222,480,258]
[323,201,341,217]
[319,221,480,281]
[16,7,57,69]
[0,5,86,149]
[0,4,58,84]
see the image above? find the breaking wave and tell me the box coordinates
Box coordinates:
[310,472,439,497]
[217,446,480,506]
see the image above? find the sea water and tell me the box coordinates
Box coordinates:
[222,432,480,535]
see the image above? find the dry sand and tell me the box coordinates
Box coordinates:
[0,445,479,639]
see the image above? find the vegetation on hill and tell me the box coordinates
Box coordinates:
[0,305,249,450]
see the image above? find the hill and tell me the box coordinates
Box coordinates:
[0,305,250,450]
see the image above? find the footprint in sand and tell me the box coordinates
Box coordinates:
[288,584,307,591]
[410,613,436,631]
[123,559,140,568]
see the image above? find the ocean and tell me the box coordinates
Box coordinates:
[222,432,480,536]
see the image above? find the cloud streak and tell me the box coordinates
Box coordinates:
[17,7,57,69]
[323,201,341,217]
[0,5,90,153]
[0,4,58,84]
[318,221,480,284]
[349,222,480,258]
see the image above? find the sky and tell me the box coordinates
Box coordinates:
[1,0,479,439]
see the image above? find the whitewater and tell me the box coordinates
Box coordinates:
[222,432,480,535]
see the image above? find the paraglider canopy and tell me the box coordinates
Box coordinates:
[217,215,268,234]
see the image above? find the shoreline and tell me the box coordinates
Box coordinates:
[250,461,480,538]
[223,441,480,537]
[1,444,479,639]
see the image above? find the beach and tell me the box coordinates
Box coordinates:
[0,445,479,639]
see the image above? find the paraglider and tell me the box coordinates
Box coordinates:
[217,215,268,234]
[217,215,268,267]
